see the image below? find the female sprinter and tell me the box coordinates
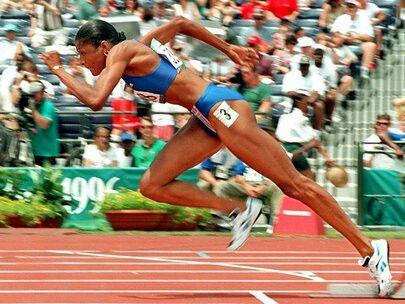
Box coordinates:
[41,17,391,296]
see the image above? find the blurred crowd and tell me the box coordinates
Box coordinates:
[0,0,403,170]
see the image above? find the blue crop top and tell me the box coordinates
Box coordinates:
[122,56,178,95]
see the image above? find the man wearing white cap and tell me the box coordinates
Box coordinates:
[331,0,376,79]
[282,55,326,130]
[26,80,60,166]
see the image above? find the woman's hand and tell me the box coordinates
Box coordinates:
[39,51,63,73]
[228,44,259,69]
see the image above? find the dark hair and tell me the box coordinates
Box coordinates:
[376,113,391,121]
[75,19,126,47]
[285,34,297,45]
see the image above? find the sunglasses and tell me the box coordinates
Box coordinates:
[375,121,389,126]
[140,125,153,129]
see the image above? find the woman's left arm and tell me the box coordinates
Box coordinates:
[139,16,257,66]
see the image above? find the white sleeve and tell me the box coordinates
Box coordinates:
[331,15,346,34]
[312,74,326,96]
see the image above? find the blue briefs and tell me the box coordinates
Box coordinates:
[191,83,244,137]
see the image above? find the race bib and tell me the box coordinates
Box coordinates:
[150,39,184,72]
[213,101,239,128]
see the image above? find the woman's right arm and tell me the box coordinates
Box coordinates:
[139,17,257,66]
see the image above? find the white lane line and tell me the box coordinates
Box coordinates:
[0,279,380,283]
[0,289,327,294]
[14,256,405,260]
[250,291,278,304]
[4,261,405,266]
[48,250,324,282]
[0,270,401,274]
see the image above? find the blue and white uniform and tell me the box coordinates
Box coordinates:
[122,52,244,137]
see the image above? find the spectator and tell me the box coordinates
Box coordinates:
[123,0,143,17]
[363,114,404,168]
[271,18,292,50]
[117,132,136,167]
[26,81,60,166]
[206,54,236,84]
[358,0,385,59]
[204,0,238,26]
[276,89,334,180]
[238,8,274,46]
[312,47,354,124]
[240,0,268,20]
[0,24,31,65]
[0,0,32,11]
[61,57,94,96]
[290,36,316,70]
[139,7,159,36]
[152,0,169,20]
[131,116,166,168]
[0,51,31,116]
[331,0,377,80]
[173,0,201,22]
[388,110,405,142]
[79,0,109,22]
[319,0,345,32]
[197,146,242,195]
[247,35,287,78]
[238,65,272,127]
[151,102,177,141]
[273,33,298,72]
[266,0,300,21]
[111,85,140,136]
[282,55,326,129]
[28,0,68,49]
[328,31,358,77]
[83,126,119,167]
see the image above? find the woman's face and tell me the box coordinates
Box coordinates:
[75,41,107,76]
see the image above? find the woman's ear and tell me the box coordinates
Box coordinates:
[100,40,110,56]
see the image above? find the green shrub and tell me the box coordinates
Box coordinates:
[98,189,212,224]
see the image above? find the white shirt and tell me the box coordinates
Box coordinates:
[363,134,395,169]
[116,147,134,168]
[361,3,381,20]
[282,69,326,96]
[312,59,338,88]
[83,144,119,168]
[331,12,374,37]
[276,108,319,143]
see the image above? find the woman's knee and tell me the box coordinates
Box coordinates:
[139,172,160,200]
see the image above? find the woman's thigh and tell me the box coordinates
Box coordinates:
[208,100,303,188]
[144,116,222,186]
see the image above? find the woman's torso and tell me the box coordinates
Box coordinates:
[120,40,209,110]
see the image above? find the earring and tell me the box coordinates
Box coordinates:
[104,51,109,56]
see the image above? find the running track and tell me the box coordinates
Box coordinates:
[0,231,403,304]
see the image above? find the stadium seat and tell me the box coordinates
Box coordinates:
[270,84,284,96]
[55,95,82,106]
[0,9,30,20]
[296,19,319,29]
[43,73,60,86]
[63,19,81,28]
[230,19,255,27]
[264,20,281,27]
[298,8,323,19]
[273,74,285,85]
[309,0,325,9]
[37,64,51,75]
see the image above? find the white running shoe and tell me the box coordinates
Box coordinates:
[227,197,263,251]
[359,239,393,297]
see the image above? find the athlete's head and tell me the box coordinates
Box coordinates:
[75,20,126,76]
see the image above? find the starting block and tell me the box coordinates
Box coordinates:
[311,279,405,299]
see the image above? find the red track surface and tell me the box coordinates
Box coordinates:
[0,232,403,303]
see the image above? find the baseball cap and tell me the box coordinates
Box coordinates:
[252,8,265,18]
[247,35,262,45]
[345,0,359,6]
[3,23,19,32]
[28,81,45,94]
[120,132,136,142]
[297,36,315,48]
[295,89,311,96]
[299,55,311,65]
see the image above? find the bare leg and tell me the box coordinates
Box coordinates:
[361,42,377,68]
[139,117,246,214]
[209,100,373,258]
